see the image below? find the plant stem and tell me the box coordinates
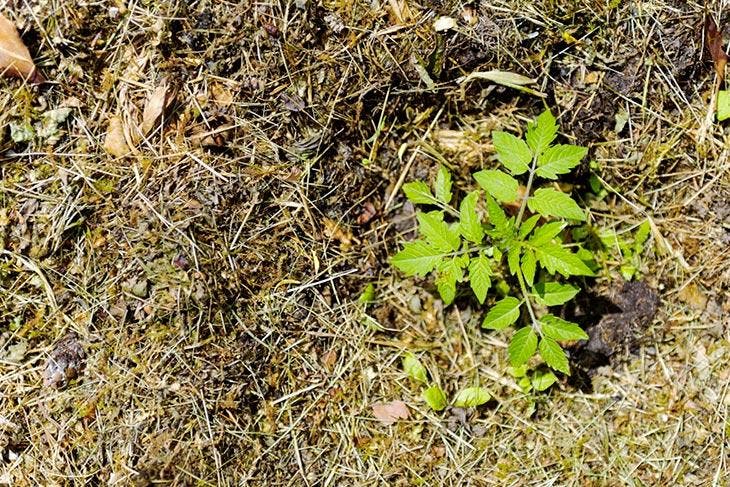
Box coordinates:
[516,268,540,333]
[515,156,539,227]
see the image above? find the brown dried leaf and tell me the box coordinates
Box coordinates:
[103,116,129,157]
[0,13,42,83]
[43,331,85,389]
[372,400,410,425]
[142,81,176,135]
[706,14,728,78]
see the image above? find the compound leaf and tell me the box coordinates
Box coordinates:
[453,387,491,408]
[533,282,580,306]
[535,243,594,277]
[526,110,557,156]
[468,254,491,304]
[435,166,453,204]
[391,240,443,277]
[417,211,461,252]
[539,336,570,375]
[403,181,437,205]
[474,169,519,203]
[540,315,588,341]
[482,296,521,330]
[492,131,531,175]
[528,188,585,221]
[536,144,587,179]
[459,191,484,244]
[508,327,538,367]
[422,384,448,411]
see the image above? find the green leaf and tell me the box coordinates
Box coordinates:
[391,240,443,277]
[531,369,558,392]
[539,336,570,375]
[536,144,587,179]
[719,90,730,122]
[458,191,484,244]
[358,283,376,304]
[485,193,509,235]
[508,327,538,367]
[482,296,522,330]
[507,364,528,378]
[535,243,594,277]
[435,166,453,204]
[417,211,461,252]
[474,169,519,203]
[492,131,531,175]
[521,250,537,287]
[402,352,428,383]
[526,110,557,156]
[468,254,491,304]
[518,214,541,240]
[528,188,585,221]
[403,181,437,205]
[528,221,566,246]
[540,315,588,341]
[453,387,491,408]
[422,384,448,411]
[507,246,521,276]
[436,258,463,305]
[533,282,580,306]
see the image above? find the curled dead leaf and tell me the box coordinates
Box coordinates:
[103,115,129,157]
[705,14,728,78]
[0,13,43,83]
[372,400,410,425]
[142,80,176,136]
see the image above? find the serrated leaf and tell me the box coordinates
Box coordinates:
[528,188,585,221]
[435,166,453,204]
[533,282,580,306]
[422,384,448,411]
[518,214,541,240]
[482,296,522,330]
[536,144,587,179]
[391,240,443,277]
[508,327,538,367]
[531,369,558,391]
[485,193,509,235]
[459,191,484,244]
[468,254,491,304]
[403,181,437,205]
[540,315,588,341]
[402,352,428,383]
[436,258,463,305]
[526,110,557,156]
[507,246,521,276]
[521,250,537,286]
[535,243,594,277]
[529,221,566,246]
[492,131,531,175]
[539,336,570,374]
[473,169,519,203]
[417,211,461,252]
[453,387,491,408]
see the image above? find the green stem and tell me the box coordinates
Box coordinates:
[515,268,540,334]
[515,156,539,227]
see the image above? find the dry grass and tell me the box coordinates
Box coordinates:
[0,0,728,485]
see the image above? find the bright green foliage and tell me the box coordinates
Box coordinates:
[718,90,730,122]
[402,353,428,383]
[598,219,653,280]
[422,384,448,411]
[392,109,593,377]
[453,387,491,408]
[531,369,558,392]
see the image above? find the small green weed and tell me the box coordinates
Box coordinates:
[392,110,594,382]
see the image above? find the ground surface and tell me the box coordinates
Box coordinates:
[0,0,729,485]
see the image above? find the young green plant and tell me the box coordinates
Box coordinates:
[392,110,593,376]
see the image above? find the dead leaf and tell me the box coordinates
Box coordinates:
[103,116,129,157]
[141,80,176,136]
[388,0,415,25]
[372,400,410,425]
[705,14,727,78]
[0,13,43,83]
[43,331,85,389]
